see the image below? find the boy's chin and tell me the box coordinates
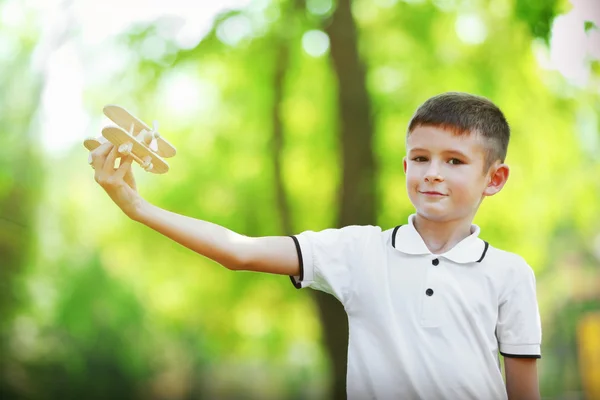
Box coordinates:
[414,206,455,222]
[414,204,476,224]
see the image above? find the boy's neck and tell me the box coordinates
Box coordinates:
[413,213,475,255]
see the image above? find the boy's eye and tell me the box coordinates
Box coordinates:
[448,158,463,165]
[412,156,428,162]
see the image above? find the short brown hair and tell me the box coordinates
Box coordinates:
[407,92,510,170]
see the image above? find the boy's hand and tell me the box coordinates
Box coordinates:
[89,142,145,220]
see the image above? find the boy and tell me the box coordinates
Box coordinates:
[89,92,542,399]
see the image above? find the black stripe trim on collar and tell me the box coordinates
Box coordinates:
[392,225,489,264]
[391,225,402,248]
[476,241,489,263]
[288,235,304,289]
[500,352,541,359]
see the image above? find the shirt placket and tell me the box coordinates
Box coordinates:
[420,256,445,327]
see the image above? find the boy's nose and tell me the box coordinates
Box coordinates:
[424,164,443,182]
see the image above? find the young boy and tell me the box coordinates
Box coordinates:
[89,92,542,400]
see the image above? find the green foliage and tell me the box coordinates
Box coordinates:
[514,0,564,43]
[0,1,45,397]
[584,20,597,33]
[16,257,154,399]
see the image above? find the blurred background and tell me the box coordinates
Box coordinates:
[1,0,599,398]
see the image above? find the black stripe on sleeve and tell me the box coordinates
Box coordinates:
[288,235,304,290]
[500,352,541,359]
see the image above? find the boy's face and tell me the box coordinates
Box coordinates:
[403,125,509,222]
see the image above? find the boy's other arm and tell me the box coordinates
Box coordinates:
[90,143,300,275]
[504,358,540,400]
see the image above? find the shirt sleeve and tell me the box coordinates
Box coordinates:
[496,262,542,358]
[288,225,376,304]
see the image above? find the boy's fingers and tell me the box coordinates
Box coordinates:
[124,167,136,190]
[117,155,129,167]
[121,158,137,190]
[103,146,119,172]
[89,142,113,170]
[91,142,112,157]
[115,155,133,180]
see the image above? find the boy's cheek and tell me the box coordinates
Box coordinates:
[406,178,419,189]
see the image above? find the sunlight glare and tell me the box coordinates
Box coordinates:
[302,30,330,58]
[158,68,220,119]
[0,0,26,29]
[548,0,600,87]
[35,0,251,155]
[0,33,19,62]
[216,14,254,46]
[41,42,88,156]
[455,14,488,45]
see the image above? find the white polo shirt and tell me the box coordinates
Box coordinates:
[290,214,541,400]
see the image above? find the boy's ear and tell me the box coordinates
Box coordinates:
[403,157,407,174]
[483,163,510,197]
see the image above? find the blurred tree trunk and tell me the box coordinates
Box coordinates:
[319,0,376,398]
[271,4,295,238]
[272,0,375,398]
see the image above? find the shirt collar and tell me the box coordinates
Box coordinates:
[391,214,489,264]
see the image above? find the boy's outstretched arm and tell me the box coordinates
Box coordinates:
[504,358,540,400]
[89,142,300,275]
[135,203,299,274]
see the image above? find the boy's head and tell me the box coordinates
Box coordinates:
[407,92,510,170]
[403,92,511,222]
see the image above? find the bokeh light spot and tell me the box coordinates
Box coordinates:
[302,30,330,58]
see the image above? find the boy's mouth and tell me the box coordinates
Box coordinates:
[419,191,446,196]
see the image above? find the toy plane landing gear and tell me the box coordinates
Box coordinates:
[83,105,176,174]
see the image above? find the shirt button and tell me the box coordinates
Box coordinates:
[426,288,434,296]
[432,258,439,266]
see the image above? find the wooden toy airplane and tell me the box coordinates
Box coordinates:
[84,105,176,174]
